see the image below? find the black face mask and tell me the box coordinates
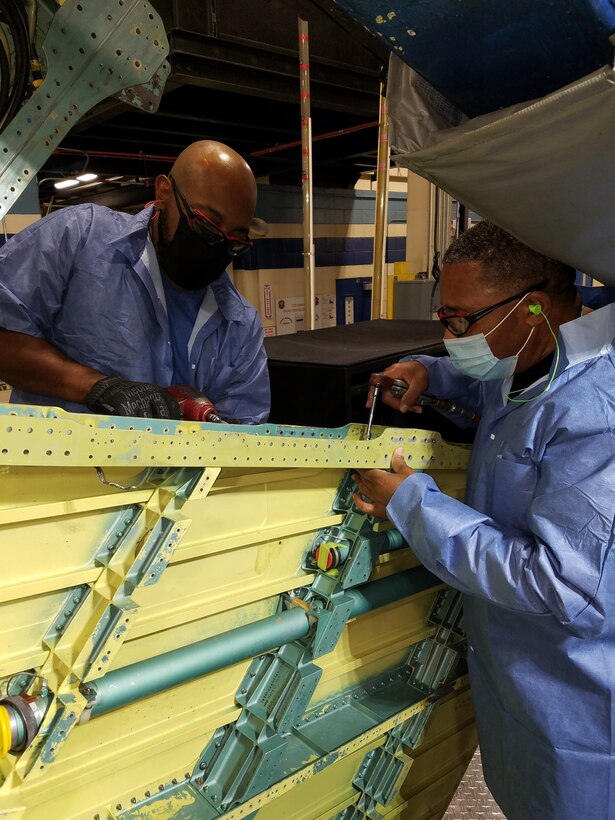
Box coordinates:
[156,211,234,291]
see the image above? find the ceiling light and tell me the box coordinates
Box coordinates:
[77,173,98,182]
[54,178,79,190]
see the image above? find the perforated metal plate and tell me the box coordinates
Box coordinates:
[0,0,169,217]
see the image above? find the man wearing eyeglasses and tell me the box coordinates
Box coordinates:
[0,140,270,423]
[353,221,615,820]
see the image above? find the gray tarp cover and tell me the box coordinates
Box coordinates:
[388,56,615,284]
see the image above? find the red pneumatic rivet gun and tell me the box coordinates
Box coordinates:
[166,385,226,424]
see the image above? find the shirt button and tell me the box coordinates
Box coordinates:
[490,434,496,440]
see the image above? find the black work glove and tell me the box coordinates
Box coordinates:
[85,376,181,419]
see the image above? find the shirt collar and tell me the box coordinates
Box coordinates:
[210,272,248,323]
[558,302,615,372]
[495,303,615,406]
[106,205,156,264]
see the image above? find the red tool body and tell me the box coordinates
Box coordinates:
[166,384,226,423]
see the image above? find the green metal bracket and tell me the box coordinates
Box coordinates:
[119,644,461,820]
[429,586,465,637]
[0,0,169,218]
[338,590,467,819]
[114,461,467,819]
[43,583,90,647]
[389,704,435,751]
[15,467,204,777]
[354,744,413,817]
[94,504,143,566]
[308,587,356,659]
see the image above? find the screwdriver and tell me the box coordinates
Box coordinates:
[365,372,480,439]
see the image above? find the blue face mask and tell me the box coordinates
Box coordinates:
[444,295,534,381]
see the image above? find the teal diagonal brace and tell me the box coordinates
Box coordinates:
[0,0,169,217]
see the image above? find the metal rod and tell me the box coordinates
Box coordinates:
[346,566,439,618]
[365,383,381,440]
[383,529,406,551]
[250,120,378,157]
[87,566,439,718]
[298,18,315,331]
[371,87,390,320]
[435,188,453,263]
[428,182,437,276]
[89,608,310,718]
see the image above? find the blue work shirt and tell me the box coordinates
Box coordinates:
[0,204,270,424]
[388,303,615,820]
[161,275,207,385]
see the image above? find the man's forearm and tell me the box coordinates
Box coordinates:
[0,328,104,402]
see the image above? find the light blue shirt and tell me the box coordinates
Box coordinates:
[0,204,270,424]
[389,303,615,819]
[161,274,207,385]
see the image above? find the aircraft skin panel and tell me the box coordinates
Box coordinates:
[0,404,473,819]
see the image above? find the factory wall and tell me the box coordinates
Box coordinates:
[233,176,408,335]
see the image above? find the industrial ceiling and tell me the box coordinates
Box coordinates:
[39,0,389,212]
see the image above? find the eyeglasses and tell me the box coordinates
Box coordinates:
[437,280,549,336]
[168,174,253,257]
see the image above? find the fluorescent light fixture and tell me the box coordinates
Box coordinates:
[76,173,98,182]
[54,178,79,190]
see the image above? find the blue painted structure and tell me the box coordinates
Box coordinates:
[334,0,615,116]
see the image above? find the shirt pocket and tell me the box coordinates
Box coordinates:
[491,455,538,531]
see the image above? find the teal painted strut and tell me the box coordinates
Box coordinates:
[85,566,439,718]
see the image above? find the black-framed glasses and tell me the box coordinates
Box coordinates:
[168,174,253,257]
[437,280,549,336]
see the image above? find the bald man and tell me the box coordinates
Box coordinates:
[0,141,270,423]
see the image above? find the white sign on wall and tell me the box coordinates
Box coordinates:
[275,294,336,336]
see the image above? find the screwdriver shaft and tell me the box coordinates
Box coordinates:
[365,383,381,440]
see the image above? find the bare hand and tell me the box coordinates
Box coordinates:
[366,361,430,414]
[352,448,415,518]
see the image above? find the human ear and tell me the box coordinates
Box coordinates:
[525,292,552,325]
[154,174,172,205]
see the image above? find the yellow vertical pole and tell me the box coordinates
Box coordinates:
[298,18,315,331]
[371,88,390,320]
